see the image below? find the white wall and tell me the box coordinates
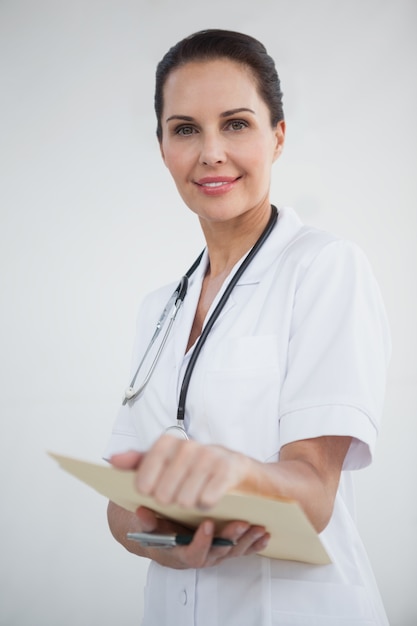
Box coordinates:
[1,1,416,624]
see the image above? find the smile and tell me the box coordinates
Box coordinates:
[195,176,241,196]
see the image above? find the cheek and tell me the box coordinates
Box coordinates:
[163,153,182,180]
[244,144,274,178]
[163,145,193,179]
[238,132,275,164]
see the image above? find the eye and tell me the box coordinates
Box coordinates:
[226,119,248,131]
[175,125,196,136]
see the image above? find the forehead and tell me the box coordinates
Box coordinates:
[162,58,262,114]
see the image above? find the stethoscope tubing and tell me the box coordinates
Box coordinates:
[176,206,278,425]
[123,255,203,405]
[122,207,278,433]
[123,291,184,404]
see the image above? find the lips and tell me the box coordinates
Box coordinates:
[195,176,241,196]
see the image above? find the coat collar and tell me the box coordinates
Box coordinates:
[187,207,304,289]
[173,207,304,364]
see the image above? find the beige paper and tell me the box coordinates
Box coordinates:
[49,452,331,565]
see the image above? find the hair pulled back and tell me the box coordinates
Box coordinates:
[155,29,284,141]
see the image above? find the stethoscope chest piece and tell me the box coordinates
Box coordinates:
[165,425,189,440]
[124,387,136,400]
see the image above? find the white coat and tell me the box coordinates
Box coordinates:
[105,207,391,625]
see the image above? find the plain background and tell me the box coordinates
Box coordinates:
[1,1,416,624]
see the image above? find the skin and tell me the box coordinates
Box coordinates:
[107,58,352,570]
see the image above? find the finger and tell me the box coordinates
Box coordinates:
[149,520,215,570]
[187,520,216,567]
[231,525,270,557]
[134,436,183,495]
[157,443,216,507]
[158,445,242,509]
[180,520,249,568]
[194,451,249,509]
[180,520,232,569]
[150,440,203,505]
[205,521,267,561]
[244,532,270,556]
[135,507,159,532]
[216,520,251,546]
[110,450,143,470]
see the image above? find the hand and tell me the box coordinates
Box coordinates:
[135,507,270,569]
[111,435,253,510]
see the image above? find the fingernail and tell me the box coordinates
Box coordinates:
[234,524,249,540]
[136,518,154,532]
[204,520,214,536]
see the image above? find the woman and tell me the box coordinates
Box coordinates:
[105,30,391,625]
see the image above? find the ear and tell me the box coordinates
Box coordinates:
[272,120,286,162]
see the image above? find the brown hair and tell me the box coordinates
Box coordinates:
[155,29,284,141]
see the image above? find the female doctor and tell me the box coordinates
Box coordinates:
[105,30,391,625]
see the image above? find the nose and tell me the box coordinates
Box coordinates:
[198,131,226,166]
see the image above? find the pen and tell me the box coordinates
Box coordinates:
[127,532,235,548]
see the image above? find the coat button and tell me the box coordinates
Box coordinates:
[179,589,187,605]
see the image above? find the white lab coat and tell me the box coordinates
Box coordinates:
[105,207,391,625]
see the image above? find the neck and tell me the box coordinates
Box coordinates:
[199,204,273,278]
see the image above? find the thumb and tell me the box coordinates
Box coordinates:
[110,449,143,469]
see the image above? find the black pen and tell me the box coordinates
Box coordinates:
[127,532,235,548]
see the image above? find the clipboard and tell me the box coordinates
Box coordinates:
[49,452,331,565]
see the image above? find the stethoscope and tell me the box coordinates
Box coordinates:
[123,205,278,439]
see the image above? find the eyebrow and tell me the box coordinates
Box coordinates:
[220,107,256,118]
[165,107,256,123]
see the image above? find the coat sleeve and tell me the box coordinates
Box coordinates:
[278,239,391,470]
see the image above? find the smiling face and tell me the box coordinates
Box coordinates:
[159,59,285,226]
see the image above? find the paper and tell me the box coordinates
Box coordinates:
[49,452,331,565]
